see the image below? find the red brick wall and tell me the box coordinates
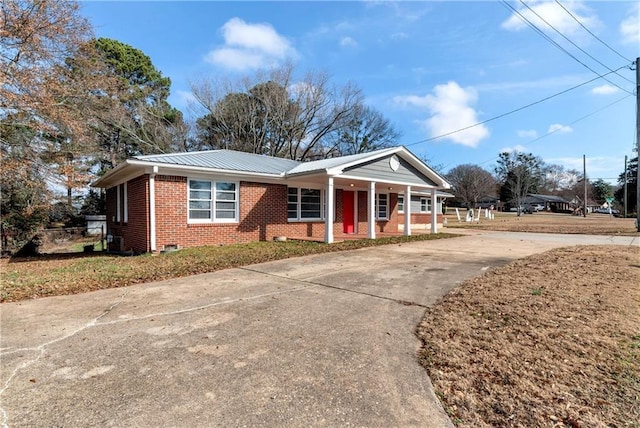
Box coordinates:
[154,178,327,250]
[106,176,414,253]
[398,212,443,226]
[105,175,150,253]
[125,175,150,252]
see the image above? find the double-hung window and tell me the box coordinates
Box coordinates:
[376,193,388,220]
[398,195,404,213]
[420,197,431,213]
[188,179,238,223]
[288,187,322,221]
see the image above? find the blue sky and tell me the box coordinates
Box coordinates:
[82,1,639,184]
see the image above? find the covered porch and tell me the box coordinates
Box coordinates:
[284,147,451,244]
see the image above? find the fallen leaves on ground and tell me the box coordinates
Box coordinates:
[0,233,457,302]
[418,245,640,427]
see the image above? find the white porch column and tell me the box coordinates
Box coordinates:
[430,188,438,234]
[368,181,376,239]
[404,185,412,236]
[325,177,334,243]
[149,166,158,252]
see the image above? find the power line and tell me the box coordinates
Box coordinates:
[475,94,633,168]
[555,0,633,64]
[500,1,633,95]
[405,66,628,148]
[518,0,634,86]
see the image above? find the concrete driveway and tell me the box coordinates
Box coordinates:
[1,231,637,427]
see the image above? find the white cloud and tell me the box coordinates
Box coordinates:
[591,84,620,95]
[620,4,640,44]
[204,18,296,70]
[517,129,538,139]
[394,81,489,148]
[501,1,600,37]
[548,123,573,134]
[391,32,409,40]
[546,156,618,175]
[340,36,358,47]
[500,145,528,153]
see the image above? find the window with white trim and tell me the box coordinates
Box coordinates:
[288,187,323,221]
[398,195,404,213]
[420,197,431,213]
[376,193,388,220]
[188,179,238,222]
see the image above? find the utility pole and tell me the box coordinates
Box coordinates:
[624,155,628,218]
[583,154,587,217]
[636,57,640,231]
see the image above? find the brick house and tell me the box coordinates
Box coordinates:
[92,146,451,253]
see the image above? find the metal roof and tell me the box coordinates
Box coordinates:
[135,150,301,175]
[286,147,398,175]
[526,194,570,203]
[94,146,451,189]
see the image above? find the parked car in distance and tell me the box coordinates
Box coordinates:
[594,207,620,217]
[509,206,533,214]
[510,204,544,213]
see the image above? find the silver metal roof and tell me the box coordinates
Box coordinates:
[286,147,397,175]
[136,150,301,175]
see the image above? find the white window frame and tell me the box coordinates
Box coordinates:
[398,194,404,214]
[287,187,324,222]
[376,193,389,220]
[187,178,239,224]
[420,197,432,213]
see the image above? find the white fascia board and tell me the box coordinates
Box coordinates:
[91,160,138,188]
[324,147,401,175]
[338,173,442,190]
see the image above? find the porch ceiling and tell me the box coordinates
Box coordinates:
[285,173,440,192]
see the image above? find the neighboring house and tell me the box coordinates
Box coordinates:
[92,146,451,253]
[523,194,572,212]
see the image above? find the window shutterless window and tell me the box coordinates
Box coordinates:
[188,179,238,222]
[376,193,388,219]
[420,197,432,213]
[398,195,404,213]
[287,187,323,221]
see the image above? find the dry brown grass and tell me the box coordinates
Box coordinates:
[0,233,457,302]
[418,245,640,427]
[444,211,639,235]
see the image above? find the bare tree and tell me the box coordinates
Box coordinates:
[495,152,544,215]
[446,164,497,208]
[324,103,401,157]
[190,63,363,160]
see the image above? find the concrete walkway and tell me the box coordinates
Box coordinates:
[1,231,637,427]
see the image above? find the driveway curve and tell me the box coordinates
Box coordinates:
[1,231,637,427]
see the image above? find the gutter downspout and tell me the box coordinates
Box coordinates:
[149,166,158,252]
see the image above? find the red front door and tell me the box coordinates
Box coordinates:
[343,191,355,234]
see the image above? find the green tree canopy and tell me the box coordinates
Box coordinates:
[89,38,186,169]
